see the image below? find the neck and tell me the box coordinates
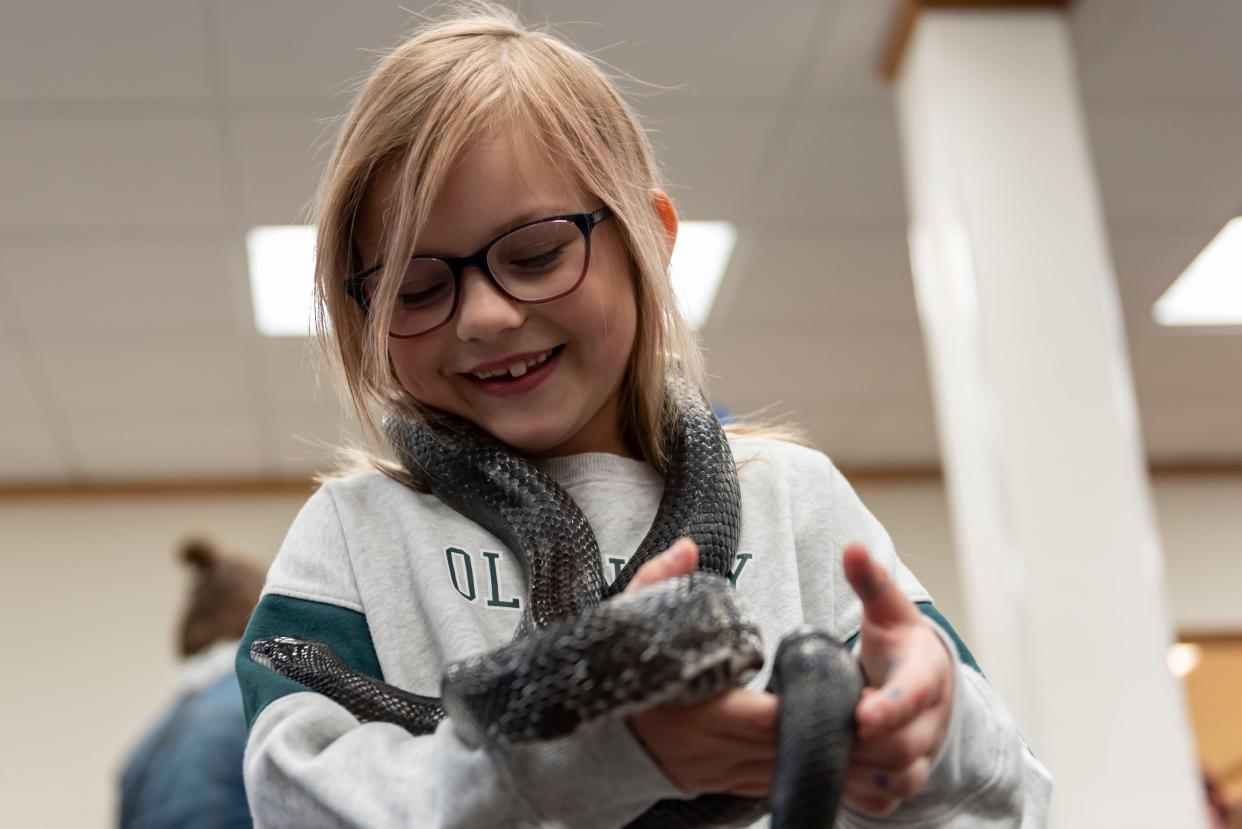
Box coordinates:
[529,388,637,460]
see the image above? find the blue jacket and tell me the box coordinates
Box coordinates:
[119,665,252,829]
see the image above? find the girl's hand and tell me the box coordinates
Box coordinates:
[624,538,780,796]
[841,542,955,816]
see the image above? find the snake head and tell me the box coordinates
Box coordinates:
[250,636,315,673]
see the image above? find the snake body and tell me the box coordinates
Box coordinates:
[251,393,863,827]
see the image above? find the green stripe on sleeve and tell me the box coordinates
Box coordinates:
[843,601,983,676]
[235,593,384,731]
[915,601,982,675]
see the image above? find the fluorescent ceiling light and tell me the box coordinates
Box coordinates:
[247,225,316,337]
[1152,217,1242,327]
[670,221,737,328]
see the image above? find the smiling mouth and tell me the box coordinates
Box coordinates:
[464,345,564,381]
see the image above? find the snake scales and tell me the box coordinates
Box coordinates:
[250,391,863,828]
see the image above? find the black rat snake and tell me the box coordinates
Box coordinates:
[251,391,863,828]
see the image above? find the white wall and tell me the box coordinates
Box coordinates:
[857,472,1242,647]
[1,472,1238,827]
[0,491,304,829]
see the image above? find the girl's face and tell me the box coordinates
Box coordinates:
[355,127,639,457]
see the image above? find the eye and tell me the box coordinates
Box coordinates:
[508,244,566,270]
[398,281,449,308]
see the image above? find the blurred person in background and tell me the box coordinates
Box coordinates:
[117,539,264,829]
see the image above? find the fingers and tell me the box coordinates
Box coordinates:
[702,688,779,743]
[844,756,932,815]
[722,757,779,798]
[629,688,778,796]
[845,621,956,816]
[842,543,920,628]
[852,709,944,768]
[624,537,698,593]
[857,650,938,738]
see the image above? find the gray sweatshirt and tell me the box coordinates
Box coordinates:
[237,435,1052,827]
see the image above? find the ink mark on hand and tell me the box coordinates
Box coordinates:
[864,574,888,602]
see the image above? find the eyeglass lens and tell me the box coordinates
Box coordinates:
[365,218,588,337]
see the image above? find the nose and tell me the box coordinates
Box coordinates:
[454,266,525,342]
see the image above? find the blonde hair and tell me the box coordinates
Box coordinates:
[313,3,804,482]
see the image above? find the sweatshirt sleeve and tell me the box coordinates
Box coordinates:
[238,484,684,829]
[790,448,1053,825]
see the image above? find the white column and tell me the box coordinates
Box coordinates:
[893,9,1204,827]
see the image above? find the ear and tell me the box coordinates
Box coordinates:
[651,188,678,261]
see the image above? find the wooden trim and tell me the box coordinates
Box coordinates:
[0,478,318,499]
[845,461,1242,483]
[1143,463,1242,479]
[1178,629,1242,645]
[880,0,1074,82]
[2,459,1239,499]
[841,464,944,482]
[880,0,922,82]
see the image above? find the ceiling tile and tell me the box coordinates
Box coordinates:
[212,0,421,103]
[817,406,940,467]
[1140,403,1242,462]
[33,338,257,419]
[642,104,779,221]
[0,1,213,103]
[255,338,340,411]
[0,237,245,344]
[705,230,918,332]
[1086,106,1242,230]
[1109,229,1218,315]
[0,348,72,480]
[0,117,231,230]
[702,328,931,416]
[0,409,69,481]
[516,0,825,103]
[744,103,907,228]
[266,408,366,477]
[722,393,939,469]
[1077,0,1242,101]
[0,346,45,416]
[229,112,339,226]
[805,0,900,102]
[1068,0,1141,83]
[66,416,265,479]
[1128,332,1242,399]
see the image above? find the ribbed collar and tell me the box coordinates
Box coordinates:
[530,452,662,487]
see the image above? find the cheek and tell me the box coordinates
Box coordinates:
[573,269,637,369]
[389,341,446,400]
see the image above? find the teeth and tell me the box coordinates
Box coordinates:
[472,347,555,380]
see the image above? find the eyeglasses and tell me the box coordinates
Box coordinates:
[346,206,614,338]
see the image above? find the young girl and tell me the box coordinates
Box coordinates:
[236,5,1051,826]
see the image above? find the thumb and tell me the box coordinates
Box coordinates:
[843,542,920,628]
[625,537,698,593]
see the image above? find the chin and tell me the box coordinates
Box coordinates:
[480,414,578,456]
